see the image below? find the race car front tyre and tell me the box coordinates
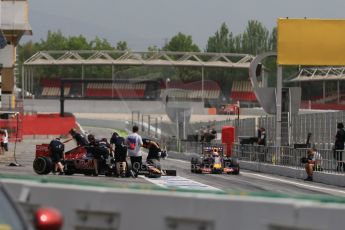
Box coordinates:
[33,157,52,175]
[191,157,202,173]
[233,166,240,175]
[191,157,196,172]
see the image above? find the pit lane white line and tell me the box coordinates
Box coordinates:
[142,176,222,191]
[240,172,345,196]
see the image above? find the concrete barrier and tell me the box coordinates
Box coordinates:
[239,161,345,187]
[2,179,345,230]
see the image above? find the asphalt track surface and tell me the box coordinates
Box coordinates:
[1,126,345,197]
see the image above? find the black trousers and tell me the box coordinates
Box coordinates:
[130,156,142,173]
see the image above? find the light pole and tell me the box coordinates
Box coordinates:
[165,78,170,104]
[166,78,170,89]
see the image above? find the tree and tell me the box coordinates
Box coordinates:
[206,22,234,53]
[67,35,90,50]
[162,33,200,81]
[269,27,277,51]
[147,45,159,52]
[163,32,200,52]
[40,30,67,50]
[90,36,113,50]
[116,41,128,51]
[233,34,242,52]
[241,20,269,55]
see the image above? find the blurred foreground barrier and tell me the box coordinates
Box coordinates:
[2,179,345,230]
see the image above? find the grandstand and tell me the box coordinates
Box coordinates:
[230,81,257,102]
[85,82,146,98]
[160,80,221,100]
[289,67,345,110]
[38,78,263,107]
[39,78,159,99]
[41,79,71,97]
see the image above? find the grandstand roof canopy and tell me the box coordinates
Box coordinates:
[288,67,345,82]
[24,50,254,69]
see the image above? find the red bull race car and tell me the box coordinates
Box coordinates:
[190,144,240,175]
[33,143,176,178]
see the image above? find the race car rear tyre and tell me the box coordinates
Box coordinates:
[64,163,75,175]
[231,158,239,167]
[33,157,52,175]
[125,158,133,177]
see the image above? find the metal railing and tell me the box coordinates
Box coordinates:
[177,110,345,150]
[232,143,345,174]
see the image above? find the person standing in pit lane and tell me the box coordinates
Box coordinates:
[125,126,143,177]
[49,137,65,175]
[0,130,4,155]
[110,132,128,177]
[334,122,345,172]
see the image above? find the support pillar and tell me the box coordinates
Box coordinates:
[276,66,283,146]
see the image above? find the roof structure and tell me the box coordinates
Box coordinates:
[288,67,345,82]
[24,50,254,69]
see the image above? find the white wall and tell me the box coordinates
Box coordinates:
[3,180,345,230]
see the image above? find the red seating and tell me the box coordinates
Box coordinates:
[300,101,345,110]
[161,80,221,99]
[41,78,72,87]
[85,83,146,98]
[230,81,257,102]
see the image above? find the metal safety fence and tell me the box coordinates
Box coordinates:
[164,138,345,175]
[130,109,345,151]
[232,143,345,175]
[184,111,345,150]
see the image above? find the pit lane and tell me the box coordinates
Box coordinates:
[1,124,345,197]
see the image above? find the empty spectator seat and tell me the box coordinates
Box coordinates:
[41,78,71,97]
[230,81,257,102]
[160,80,220,100]
[85,82,146,98]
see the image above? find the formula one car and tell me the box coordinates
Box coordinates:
[33,143,176,178]
[191,144,240,175]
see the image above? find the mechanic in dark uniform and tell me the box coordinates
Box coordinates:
[204,125,217,142]
[87,134,111,176]
[49,137,65,175]
[142,138,162,163]
[69,128,88,147]
[110,132,127,161]
[110,132,128,177]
